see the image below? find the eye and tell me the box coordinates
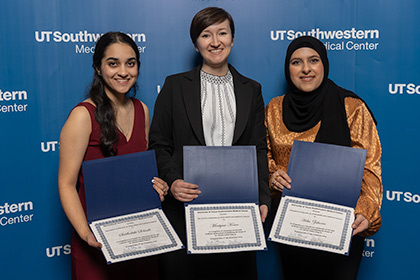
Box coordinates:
[127,61,137,67]
[219,31,228,36]
[201,33,210,38]
[310,58,320,64]
[290,60,301,65]
[108,61,117,67]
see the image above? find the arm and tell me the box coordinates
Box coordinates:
[250,84,271,221]
[142,101,170,201]
[149,77,181,186]
[141,101,150,148]
[265,99,292,193]
[58,106,101,248]
[149,77,200,202]
[347,98,383,236]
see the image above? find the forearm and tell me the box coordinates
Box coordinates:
[347,98,383,235]
[355,172,382,236]
[254,88,271,208]
[58,184,91,241]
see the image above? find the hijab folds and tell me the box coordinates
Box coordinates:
[282,36,377,147]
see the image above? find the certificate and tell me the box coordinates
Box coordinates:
[183,146,267,254]
[185,203,266,254]
[268,196,354,255]
[83,151,184,263]
[90,208,183,264]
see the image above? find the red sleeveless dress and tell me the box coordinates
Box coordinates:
[70,98,158,280]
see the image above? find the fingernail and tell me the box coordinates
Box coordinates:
[151,179,155,183]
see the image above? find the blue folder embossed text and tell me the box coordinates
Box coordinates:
[82,150,160,222]
[284,141,367,208]
[183,146,258,204]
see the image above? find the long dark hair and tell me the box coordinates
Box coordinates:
[89,32,140,157]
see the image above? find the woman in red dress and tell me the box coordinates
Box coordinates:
[58,32,168,280]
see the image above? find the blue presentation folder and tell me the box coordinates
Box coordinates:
[183,146,259,205]
[82,150,160,223]
[284,141,367,208]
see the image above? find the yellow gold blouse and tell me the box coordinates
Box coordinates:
[265,95,382,236]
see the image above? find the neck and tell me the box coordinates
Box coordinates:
[105,89,129,107]
[201,63,229,76]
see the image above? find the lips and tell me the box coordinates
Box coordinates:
[115,78,130,83]
[300,76,315,81]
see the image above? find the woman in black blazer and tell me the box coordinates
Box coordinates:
[149,7,270,280]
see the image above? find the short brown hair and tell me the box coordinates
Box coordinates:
[190,7,235,46]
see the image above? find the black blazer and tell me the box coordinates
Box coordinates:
[149,65,270,210]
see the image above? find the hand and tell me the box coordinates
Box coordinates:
[270,169,292,192]
[171,179,201,202]
[259,205,268,223]
[352,214,369,236]
[152,177,169,201]
[85,232,102,249]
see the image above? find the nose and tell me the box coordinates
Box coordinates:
[211,35,220,47]
[302,62,311,74]
[118,65,129,77]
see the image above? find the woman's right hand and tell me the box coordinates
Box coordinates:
[170,179,201,202]
[270,169,292,192]
[85,232,102,249]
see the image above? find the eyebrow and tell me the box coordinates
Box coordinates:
[202,27,229,33]
[290,55,320,60]
[105,57,136,61]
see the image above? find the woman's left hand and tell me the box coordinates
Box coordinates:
[152,177,169,201]
[352,214,369,236]
[259,205,268,223]
[270,169,292,192]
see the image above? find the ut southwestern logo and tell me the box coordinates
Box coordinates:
[35,30,147,54]
[270,28,380,51]
[41,141,59,153]
[389,83,420,95]
[35,30,146,43]
[0,201,34,227]
[0,89,29,113]
[270,28,379,41]
[46,244,71,258]
[363,238,375,258]
[386,190,420,204]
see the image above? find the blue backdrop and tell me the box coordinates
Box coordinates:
[1,0,419,279]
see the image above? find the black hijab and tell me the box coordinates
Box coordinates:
[282,36,376,147]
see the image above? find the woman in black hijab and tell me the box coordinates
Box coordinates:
[265,36,383,279]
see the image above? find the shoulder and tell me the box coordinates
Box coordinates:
[67,104,91,125]
[344,96,367,116]
[266,95,285,110]
[229,65,261,88]
[164,66,200,83]
[139,100,149,114]
[72,99,96,114]
[344,96,376,126]
[131,98,149,116]
[61,103,92,138]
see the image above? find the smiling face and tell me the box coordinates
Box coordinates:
[98,42,138,97]
[195,19,233,75]
[289,47,324,92]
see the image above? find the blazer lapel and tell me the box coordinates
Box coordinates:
[231,66,252,144]
[182,66,206,145]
